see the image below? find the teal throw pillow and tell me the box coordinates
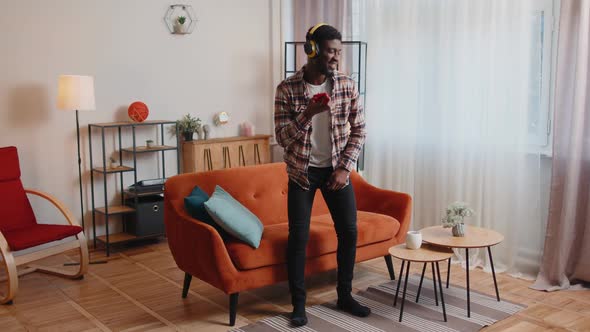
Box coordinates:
[184,186,230,240]
[204,185,264,248]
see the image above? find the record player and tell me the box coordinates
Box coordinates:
[127,178,165,193]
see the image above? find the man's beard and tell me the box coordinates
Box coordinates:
[319,63,335,77]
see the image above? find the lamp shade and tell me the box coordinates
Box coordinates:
[56,75,96,111]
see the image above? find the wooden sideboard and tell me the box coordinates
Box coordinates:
[182,135,272,173]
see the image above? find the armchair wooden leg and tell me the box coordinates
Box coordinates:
[0,267,37,283]
[182,273,192,298]
[0,236,18,304]
[28,233,89,280]
[229,293,239,326]
[384,255,396,280]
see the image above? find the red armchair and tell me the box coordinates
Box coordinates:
[0,146,88,304]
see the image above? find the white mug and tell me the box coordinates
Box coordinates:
[406,231,422,250]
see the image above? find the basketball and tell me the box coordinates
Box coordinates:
[128,101,149,122]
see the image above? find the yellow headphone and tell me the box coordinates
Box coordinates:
[304,23,327,59]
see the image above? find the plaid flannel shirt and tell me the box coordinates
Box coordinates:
[274,67,366,190]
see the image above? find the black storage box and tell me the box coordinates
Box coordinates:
[125,195,165,237]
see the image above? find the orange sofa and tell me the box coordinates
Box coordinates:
[164,162,412,326]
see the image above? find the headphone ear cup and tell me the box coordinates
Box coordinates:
[307,40,318,58]
[304,41,313,56]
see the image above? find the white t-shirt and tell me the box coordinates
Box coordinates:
[306,80,333,168]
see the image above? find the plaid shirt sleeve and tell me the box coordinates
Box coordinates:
[274,83,312,148]
[336,82,366,172]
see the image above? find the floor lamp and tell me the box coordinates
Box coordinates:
[57,75,106,265]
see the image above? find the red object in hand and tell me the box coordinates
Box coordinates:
[312,93,330,105]
[128,101,149,122]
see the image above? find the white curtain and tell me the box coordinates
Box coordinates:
[282,0,353,41]
[362,0,546,277]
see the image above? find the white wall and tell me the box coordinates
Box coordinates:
[0,0,279,239]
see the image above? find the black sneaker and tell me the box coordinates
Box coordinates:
[337,296,371,317]
[290,305,308,326]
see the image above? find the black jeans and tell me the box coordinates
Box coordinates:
[287,166,358,307]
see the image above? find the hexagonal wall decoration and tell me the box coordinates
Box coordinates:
[164,4,197,35]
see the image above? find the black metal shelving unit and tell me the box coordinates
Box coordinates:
[88,120,180,256]
[284,41,368,171]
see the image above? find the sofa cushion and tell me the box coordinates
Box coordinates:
[184,186,230,240]
[226,211,400,270]
[204,185,264,248]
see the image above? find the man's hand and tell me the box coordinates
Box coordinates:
[304,99,330,118]
[326,168,350,191]
[312,92,330,105]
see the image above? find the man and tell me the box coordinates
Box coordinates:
[274,23,369,326]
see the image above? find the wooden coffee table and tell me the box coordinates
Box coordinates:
[388,243,453,322]
[420,225,504,317]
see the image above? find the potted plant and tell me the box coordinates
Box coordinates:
[176,113,201,141]
[109,156,117,169]
[441,201,474,237]
[174,16,187,33]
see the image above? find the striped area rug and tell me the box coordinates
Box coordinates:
[230,275,525,331]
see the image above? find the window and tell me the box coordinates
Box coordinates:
[528,0,559,152]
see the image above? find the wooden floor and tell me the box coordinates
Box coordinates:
[1,239,589,332]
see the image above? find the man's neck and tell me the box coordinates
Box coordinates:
[303,64,327,85]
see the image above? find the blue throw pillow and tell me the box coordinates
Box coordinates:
[204,185,264,248]
[184,186,230,240]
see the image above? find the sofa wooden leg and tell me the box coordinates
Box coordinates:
[384,255,396,280]
[229,293,239,326]
[182,273,192,298]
